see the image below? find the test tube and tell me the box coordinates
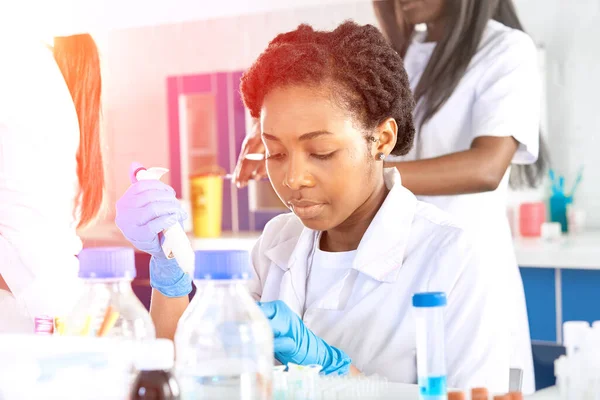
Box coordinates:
[471,387,489,400]
[493,396,510,400]
[508,392,523,400]
[413,292,447,400]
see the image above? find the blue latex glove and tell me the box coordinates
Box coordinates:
[258,300,351,375]
[115,162,192,297]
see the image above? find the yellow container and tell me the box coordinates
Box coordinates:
[190,167,224,238]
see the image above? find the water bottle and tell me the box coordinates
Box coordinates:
[413,292,447,400]
[175,250,273,399]
[64,247,155,339]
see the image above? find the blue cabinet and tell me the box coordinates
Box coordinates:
[562,269,600,324]
[520,267,557,342]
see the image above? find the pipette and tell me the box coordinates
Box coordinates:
[135,166,195,275]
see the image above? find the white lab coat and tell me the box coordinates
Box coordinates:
[0,35,83,332]
[387,20,538,393]
[249,168,511,393]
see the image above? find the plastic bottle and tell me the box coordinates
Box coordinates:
[413,292,447,400]
[131,339,181,400]
[64,247,155,339]
[175,250,273,399]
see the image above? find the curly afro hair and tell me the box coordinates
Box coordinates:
[240,20,415,156]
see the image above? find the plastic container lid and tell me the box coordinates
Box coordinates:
[133,339,174,371]
[78,247,136,279]
[448,391,465,400]
[412,292,447,308]
[193,250,251,280]
[471,388,489,400]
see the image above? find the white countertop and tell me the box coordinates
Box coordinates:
[81,224,600,270]
[514,231,600,269]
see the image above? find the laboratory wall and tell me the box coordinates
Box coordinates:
[96,0,599,231]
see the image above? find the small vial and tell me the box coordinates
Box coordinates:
[508,392,523,400]
[413,292,447,400]
[471,387,489,400]
[493,396,510,400]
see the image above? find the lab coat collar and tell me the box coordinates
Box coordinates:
[264,168,416,282]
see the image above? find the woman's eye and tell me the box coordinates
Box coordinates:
[266,152,285,160]
[311,152,336,161]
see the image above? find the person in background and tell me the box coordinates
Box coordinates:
[117,21,516,392]
[234,0,541,393]
[0,33,104,332]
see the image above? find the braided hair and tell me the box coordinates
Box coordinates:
[240,21,415,156]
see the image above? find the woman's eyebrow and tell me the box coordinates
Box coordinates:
[261,130,333,142]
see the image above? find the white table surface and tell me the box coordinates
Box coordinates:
[82,223,600,270]
[513,231,600,269]
[526,386,559,399]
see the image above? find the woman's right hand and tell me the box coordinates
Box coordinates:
[116,163,192,297]
[233,117,267,188]
[115,164,187,259]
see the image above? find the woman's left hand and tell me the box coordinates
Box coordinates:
[258,300,352,375]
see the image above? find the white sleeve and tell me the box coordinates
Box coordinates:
[0,42,83,321]
[435,230,511,393]
[471,32,541,164]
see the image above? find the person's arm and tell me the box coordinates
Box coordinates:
[150,289,189,340]
[386,135,519,196]
[390,32,540,196]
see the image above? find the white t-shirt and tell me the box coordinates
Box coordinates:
[0,35,83,332]
[305,248,356,311]
[388,20,539,393]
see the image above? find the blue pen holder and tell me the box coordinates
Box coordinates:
[549,194,572,233]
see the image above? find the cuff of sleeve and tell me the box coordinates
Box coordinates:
[150,256,193,297]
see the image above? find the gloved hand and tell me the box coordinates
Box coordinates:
[115,162,191,297]
[258,300,351,375]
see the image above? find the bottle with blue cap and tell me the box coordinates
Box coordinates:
[64,247,155,339]
[174,250,273,399]
[413,292,448,400]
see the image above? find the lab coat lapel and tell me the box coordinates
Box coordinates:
[353,168,417,282]
[264,227,317,317]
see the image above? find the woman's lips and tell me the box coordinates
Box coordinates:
[287,201,326,219]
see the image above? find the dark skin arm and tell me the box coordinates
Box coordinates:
[385,136,519,196]
[150,289,189,340]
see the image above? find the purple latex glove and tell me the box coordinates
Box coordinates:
[115,162,192,297]
[115,162,187,258]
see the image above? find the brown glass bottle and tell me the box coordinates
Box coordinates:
[131,370,181,400]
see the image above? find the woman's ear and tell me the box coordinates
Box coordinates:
[372,118,398,159]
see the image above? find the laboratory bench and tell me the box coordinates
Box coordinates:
[80,223,596,395]
[81,225,600,340]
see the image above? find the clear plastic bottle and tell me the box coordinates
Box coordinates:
[413,292,447,400]
[175,250,273,399]
[64,247,155,339]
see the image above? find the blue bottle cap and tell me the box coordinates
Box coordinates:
[78,247,136,279]
[412,292,447,308]
[194,250,251,280]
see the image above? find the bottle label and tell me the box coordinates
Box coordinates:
[34,315,54,335]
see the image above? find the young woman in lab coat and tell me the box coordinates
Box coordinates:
[0,34,104,332]
[234,0,541,393]
[371,0,542,393]
[116,21,514,392]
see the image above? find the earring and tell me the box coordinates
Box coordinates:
[377,152,386,161]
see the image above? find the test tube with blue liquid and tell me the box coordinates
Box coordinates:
[413,292,448,400]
